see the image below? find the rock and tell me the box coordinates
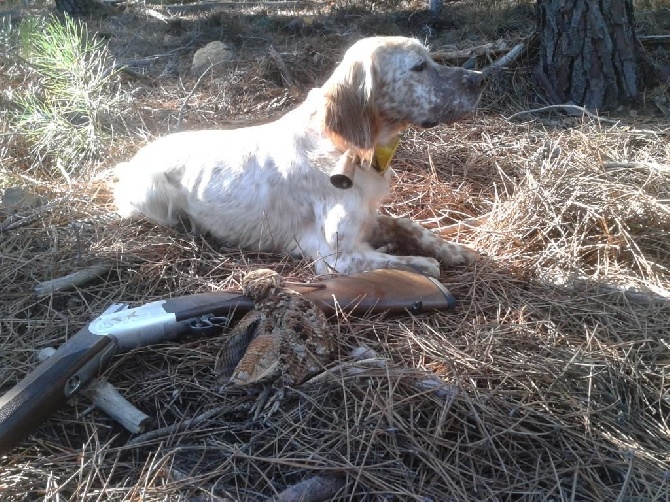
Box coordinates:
[1,186,43,214]
[191,41,233,76]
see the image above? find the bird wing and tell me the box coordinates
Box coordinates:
[214,311,264,382]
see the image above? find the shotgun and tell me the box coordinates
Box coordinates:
[0,268,455,454]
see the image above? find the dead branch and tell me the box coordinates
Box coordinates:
[602,161,670,174]
[164,1,309,15]
[533,65,564,105]
[271,476,345,502]
[639,34,670,45]
[570,281,670,306]
[0,202,54,235]
[432,40,513,62]
[432,36,531,75]
[268,45,295,88]
[431,213,490,237]
[37,348,151,434]
[138,6,169,23]
[176,64,214,132]
[483,40,527,75]
[81,379,152,434]
[126,405,246,446]
[506,104,621,123]
[34,264,113,297]
[305,355,458,403]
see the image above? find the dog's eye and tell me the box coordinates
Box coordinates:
[411,60,427,72]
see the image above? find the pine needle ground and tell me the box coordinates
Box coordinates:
[1,1,669,500]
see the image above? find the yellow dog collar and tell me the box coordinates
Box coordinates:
[371,137,400,174]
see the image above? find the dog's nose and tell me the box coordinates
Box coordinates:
[464,70,486,88]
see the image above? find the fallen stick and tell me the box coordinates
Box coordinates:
[432,37,529,74]
[483,40,527,75]
[570,282,670,306]
[81,380,152,434]
[37,348,151,434]
[431,213,490,237]
[432,41,510,62]
[638,34,670,45]
[176,62,214,132]
[506,104,621,123]
[306,346,459,403]
[34,264,112,297]
[165,0,308,15]
[602,161,670,174]
[0,201,54,235]
[271,476,346,502]
[126,405,241,446]
[268,45,295,88]
[139,6,169,22]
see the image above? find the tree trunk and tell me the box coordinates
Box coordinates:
[428,0,443,16]
[55,0,101,16]
[536,0,642,110]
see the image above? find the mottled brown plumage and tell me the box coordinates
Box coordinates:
[214,269,333,416]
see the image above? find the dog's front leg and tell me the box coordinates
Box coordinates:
[300,210,442,277]
[311,244,442,278]
[370,215,479,267]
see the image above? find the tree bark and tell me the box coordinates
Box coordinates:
[55,0,103,16]
[428,0,443,16]
[536,0,642,110]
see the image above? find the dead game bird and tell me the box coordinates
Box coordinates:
[214,269,334,417]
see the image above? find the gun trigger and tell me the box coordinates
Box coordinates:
[187,315,229,335]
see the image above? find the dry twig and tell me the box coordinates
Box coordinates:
[33,264,113,297]
[506,103,621,122]
[603,161,670,174]
[268,45,295,88]
[271,476,345,502]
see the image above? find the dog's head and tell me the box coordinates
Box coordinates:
[322,36,485,154]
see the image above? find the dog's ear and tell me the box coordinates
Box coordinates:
[323,57,379,155]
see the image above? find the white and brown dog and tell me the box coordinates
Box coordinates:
[114,36,485,277]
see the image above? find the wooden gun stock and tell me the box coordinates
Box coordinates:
[288,268,456,315]
[0,269,454,454]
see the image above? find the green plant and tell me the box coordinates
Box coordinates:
[13,15,118,178]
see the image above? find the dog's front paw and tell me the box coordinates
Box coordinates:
[436,242,479,266]
[399,256,441,278]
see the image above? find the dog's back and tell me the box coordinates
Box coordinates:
[112,36,483,276]
[111,120,343,252]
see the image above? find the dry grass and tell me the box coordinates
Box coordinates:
[1,1,669,501]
